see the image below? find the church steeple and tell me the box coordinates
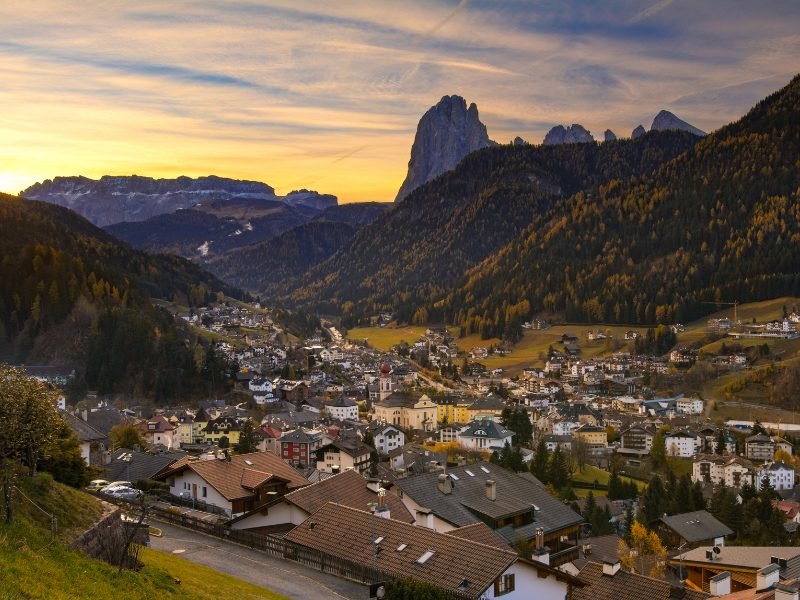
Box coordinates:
[379,362,392,401]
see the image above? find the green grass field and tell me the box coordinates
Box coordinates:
[0,473,286,600]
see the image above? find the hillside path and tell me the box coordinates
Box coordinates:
[150,520,367,600]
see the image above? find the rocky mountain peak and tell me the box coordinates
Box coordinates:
[650,110,706,136]
[543,124,594,146]
[631,125,647,139]
[604,129,617,142]
[395,95,494,202]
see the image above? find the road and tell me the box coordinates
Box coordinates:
[150,520,368,600]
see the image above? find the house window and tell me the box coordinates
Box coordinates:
[202,486,207,498]
[494,574,515,596]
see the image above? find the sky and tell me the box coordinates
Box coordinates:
[1,1,798,203]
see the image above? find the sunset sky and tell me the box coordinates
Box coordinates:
[1,0,798,202]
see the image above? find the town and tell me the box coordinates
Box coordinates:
[9,296,800,600]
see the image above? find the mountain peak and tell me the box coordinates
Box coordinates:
[395,95,494,202]
[650,110,706,136]
[543,124,594,146]
[631,125,647,139]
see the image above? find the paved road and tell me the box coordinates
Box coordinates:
[150,520,368,600]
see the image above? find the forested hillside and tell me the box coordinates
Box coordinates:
[284,130,701,320]
[435,74,800,340]
[206,221,359,296]
[0,195,240,399]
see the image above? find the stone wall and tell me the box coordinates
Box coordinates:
[71,501,149,567]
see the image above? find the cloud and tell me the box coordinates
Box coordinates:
[627,0,675,24]
[0,0,798,201]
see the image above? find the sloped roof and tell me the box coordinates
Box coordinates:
[660,510,733,543]
[575,562,709,600]
[394,461,582,535]
[446,522,511,550]
[459,420,514,441]
[285,502,517,598]
[60,410,106,442]
[282,470,413,523]
[105,449,185,482]
[674,546,800,580]
[375,391,422,408]
[161,452,309,501]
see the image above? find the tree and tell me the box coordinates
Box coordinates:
[38,419,92,488]
[548,445,568,490]
[715,429,727,454]
[618,521,667,578]
[639,475,667,524]
[651,427,667,467]
[237,419,257,454]
[385,577,451,599]
[531,438,550,483]
[500,406,533,447]
[0,364,61,523]
[110,423,146,450]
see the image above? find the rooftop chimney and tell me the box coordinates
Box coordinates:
[486,480,496,501]
[775,584,800,600]
[437,474,453,495]
[532,527,549,564]
[709,571,731,597]
[757,563,781,592]
[602,560,620,577]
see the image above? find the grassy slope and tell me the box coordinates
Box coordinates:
[0,474,286,600]
[349,297,800,380]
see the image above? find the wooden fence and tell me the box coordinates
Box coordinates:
[149,505,475,599]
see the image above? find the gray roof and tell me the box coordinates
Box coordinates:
[394,461,582,535]
[660,510,733,543]
[460,420,514,441]
[105,449,185,483]
[60,410,107,442]
[675,546,800,580]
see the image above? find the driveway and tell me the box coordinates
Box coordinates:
[150,520,368,600]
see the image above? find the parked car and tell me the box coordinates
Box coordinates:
[105,487,143,502]
[85,479,111,492]
[107,480,133,488]
[101,483,135,495]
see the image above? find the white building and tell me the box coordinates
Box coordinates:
[457,419,514,451]
[692,454,754,488]
[676,397,704,415]
[756,462,796,491]
[325,397,359,421]
[368,423,405,455]
[553,421,579,436]
[665,430,701,458]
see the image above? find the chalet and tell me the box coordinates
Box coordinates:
[105,448,185,483]
[619,426,654,453]
[665,430,701,458]
[575,561,708,600]
[756,462,796,491]
[203,416,242,447]
[457,419,514,451]
[393,462,583,565]
[692,454,754,488]
[324,396,359,421]
[315,437,372,474]
[285,502,583,600]
[60,410,107,466]
[136,415,178,450]
[659,510,733,549]
[228,469,414,533]
[368,422,405,455]
[672,546,800,594]
[159,451,309,517]
[746,434,776,461]
[279,428,322,467]
[256,424,282,455]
